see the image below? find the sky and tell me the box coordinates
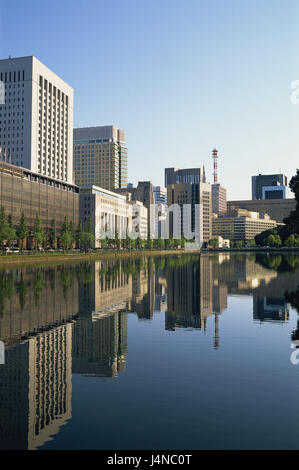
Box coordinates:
[1,0,299,200]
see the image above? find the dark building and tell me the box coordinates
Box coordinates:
[165,167,206,186]
[0,161,79,245]
[251,173,287,200]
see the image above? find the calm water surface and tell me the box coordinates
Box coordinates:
[0,253,299,450]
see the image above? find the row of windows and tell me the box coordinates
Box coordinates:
[0,70,25,83]
[39,76,69,105]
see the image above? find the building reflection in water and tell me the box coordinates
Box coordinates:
[0,254,298,448]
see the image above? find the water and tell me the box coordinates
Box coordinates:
[0,252,299,450]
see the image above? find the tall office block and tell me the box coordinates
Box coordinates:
[212,183,227,214]
[73,125,128,190]
[0,56,74,183]
[252,173,288,200]
[167,181,212,243]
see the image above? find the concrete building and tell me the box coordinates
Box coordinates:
[115,181,155,236]
[167,181,212,243]
[0,56,74,183]
[153,186,167,204]
[79,185,130,246]
[212,183,227,215]
[212,208,280,242]
[227,199,296,223]
[252,173,288,200]
[165,167,206,186]
[73,125,128,190]
[0,161,79,245]
[130,200,148,239]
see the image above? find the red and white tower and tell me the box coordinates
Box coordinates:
[212,148,218,184]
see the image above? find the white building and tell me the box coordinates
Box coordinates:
[129,200,148,239]
[0,56,73,183]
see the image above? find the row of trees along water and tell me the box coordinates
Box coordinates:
[0,208,187,253]
[0,209,94,252]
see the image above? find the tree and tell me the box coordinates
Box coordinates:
[0,207,9,250]
[265,234,281,247]
[209,238,219,249]
[283,169,299,232]
[235,240,244,248]
[285,234,299,247]
[248,239,256,247]
[16,212,29,250]
[61,230,72,250]
[81,231,94,252]
[33,214,45,249]
[48,219,56,249]
[6,214,16,249]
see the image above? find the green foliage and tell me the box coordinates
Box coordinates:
[209,238,219,248]
[285,234,299,247]
[16,212,29,250]
[48,219,56,249]
[33,214,45,249]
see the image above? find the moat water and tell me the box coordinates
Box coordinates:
[0,252,299,450]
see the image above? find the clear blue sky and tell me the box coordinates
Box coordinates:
[1,0,299,199]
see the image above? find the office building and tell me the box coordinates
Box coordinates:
[167,181,212,243]
[165,167,206,186]
[115,181,155,235]
[252,173,288,200]
[0,161,79,246]
[212,208,280,242]
[227,199,296,223]
[0,56,74,183]
[212,183,227,214]
[153,186,167,204]
[130,200,148,239]
[73,125,128,190]
[79,185,130,246]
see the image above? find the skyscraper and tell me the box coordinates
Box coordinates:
[0,56,74,184]
[73,125,128,190]
[212,183,227,214]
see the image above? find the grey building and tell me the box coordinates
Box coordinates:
[252,173,288,200]
[212,183,227,215]
[165,167,206,186]
[73,125,128,190]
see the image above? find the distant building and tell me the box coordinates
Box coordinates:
[227,199,296,223]
[73,125,128,190]
[115,181,155,235]
[165,167,206,186]
[212,208,280,242]
[252,173,288,200]
[0,55,74,184]
[153,186,167,204]
[212,184,227,214]
[130,200,148,239]
[167,181,212,243]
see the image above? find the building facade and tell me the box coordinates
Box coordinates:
[73,126,128,190]
[227,199,296,223]
[79,185,130,246]
[252,173,288,200]
[212,209,280,242]
[167,182,212,243]
[212,183,227,215]
[0,161,79,241]
[153,186,167,204]
[165,167,206,186]
[0,56,74,184]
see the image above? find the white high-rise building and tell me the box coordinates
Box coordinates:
[0,56,73,183]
